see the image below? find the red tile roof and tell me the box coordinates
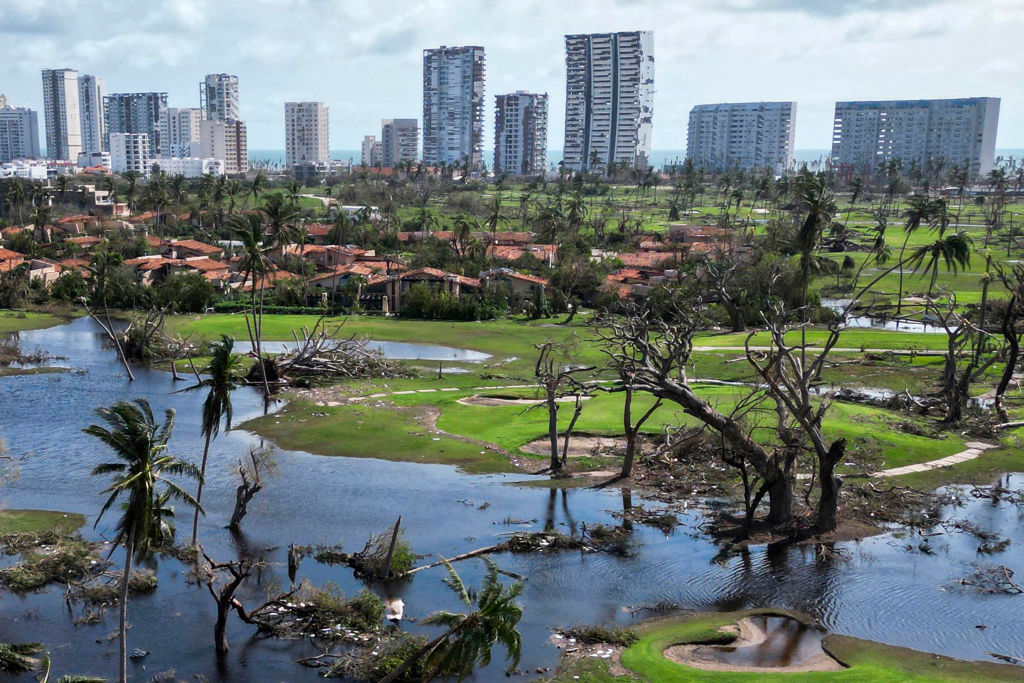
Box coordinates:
[617,251,678,269]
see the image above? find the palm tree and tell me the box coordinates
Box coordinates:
[244,170,267,210]
[180,337,244,545]
[4,180,26,225]
[85,399,200,683]
[122,172,139,214]
[906,231,973,295]
[484,194,504,245]
[260,192,301,242]
[381,558,523,682]
[897,195,946,313]
[227,213,276,395]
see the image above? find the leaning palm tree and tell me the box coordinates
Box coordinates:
[897,195,945,313]
[244,170,267,210]
[180,337,244,545]
[85,399,200,683]
[906,231,973,295]
[227,213,275,395]
[380,558,523,683]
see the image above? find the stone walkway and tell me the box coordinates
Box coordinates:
[872,441,998,477]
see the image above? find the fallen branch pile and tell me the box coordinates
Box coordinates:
[270,318,409,384]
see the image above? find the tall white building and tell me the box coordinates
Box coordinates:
[831,98,1001,179]
[285,102,329,166]
[41,68,82,161]
[104,92,168,156]
[422,45,485,169]
[563,31,654,172]
[154,156,224,178]
[361,135,382,167]
[494,92,548,176]
[381,118,418,167]
[199,119,248,174]
[201,73,240,122]
[686,101,796,174]
[78,74,105,155]
[159,107,203,158]
[0,95,41,162]
[109,132,151,176]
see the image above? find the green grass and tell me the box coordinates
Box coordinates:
[546,609,1023,682]
[0,509,86,535]
[696,328,957,352]
[0,310,68,334]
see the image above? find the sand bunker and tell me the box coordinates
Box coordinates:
[521,435,627,458]
[457,394,592,407]
[664,616,843,673]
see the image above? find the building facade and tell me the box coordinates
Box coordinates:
[41,68,82,161]
[422,45,485,169]
[381,118,418,167]
[361,135,382,167]
[199,119,248,174]
[285,101,329,166]
[494,91,548,176]
[0,95,41,162]
[201,73,240,122]
[563,31,654,172]
[159,107,203,158]
[78,74,105,155]
[153,156,225,178]
[686,101,796,174]
[104,92,168,157]
[109,132,151,175]
[831,98,1001,179]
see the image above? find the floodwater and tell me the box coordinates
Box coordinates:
[252,339,492,362]
[821,298,945,334]
[0,317,1022,681]
[695,615,827,668]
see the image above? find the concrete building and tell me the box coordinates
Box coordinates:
[77,151,111,170]
[159,107,203,158]
[381,118,418,167]
[831,98,1001,179]
[41,68,82,161]
[109,132,151,175]
[494,91,548,176]
[153,156,224,178]
[104,92,168,156]
[686,101,796,174]
[563,31,654,172]
[199,119,248,174]
[0,95,41,162]
[77,74,105,155]
[361,135,382,167]
[201,73,240,122]
[422,45,485,169]
[285,101,329,166]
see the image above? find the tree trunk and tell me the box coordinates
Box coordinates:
[995,299,1019,423]
[118,530,134,683]
[214,599,229,653]
[192,431,212,546]
[766,471,793,526]
[547,389,560,471]
[378,624,460,683]
[815,439,847,533]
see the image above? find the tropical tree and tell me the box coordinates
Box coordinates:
[85,399,200,683]
[906,232,973,295]
[179,336,244,545]
[244,170,267,210]
[260,192,301,242]
[381,558,523,682]
[227,213,276,394]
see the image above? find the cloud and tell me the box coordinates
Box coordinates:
[717,0,946,17]
[364,27,420,56]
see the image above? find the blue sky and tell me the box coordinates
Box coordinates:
[2,0,1020,150]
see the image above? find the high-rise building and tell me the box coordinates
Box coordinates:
[40,68,82,161]
[104,92,168,156]
[285,102,329,166]
[563,31,654,172]
[494,91,548,176]
[381,118,419,167]
[686,101,796,174]
[199,119,248,174]
[361,135,382,167]
[0,95,41,162]
[159,107,203,158]
[201,73,240,122]
[422,45,485,169]
[831,98,1000,179]
[78,74,105,155]
[109,132,151,176]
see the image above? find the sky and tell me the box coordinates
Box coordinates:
[2,0,1022,152]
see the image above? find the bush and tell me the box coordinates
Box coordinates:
[152,272,215,313]
[399,283,503,321]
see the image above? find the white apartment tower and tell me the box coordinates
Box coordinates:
[494,92,548,176]
[361,135,382,167]
[109,132,151,176]
[201,74,240,122]
[686,102,796,174]
[381,118,419,167]
[422,45,485,169]
[0,95,41,162]
[563,31,654,172]
[285,102,329,166]
[199,119,248,174]
[831,98,1001,179]
[41,68,82,161]
[159,108,203,158]
[78,74,106,155]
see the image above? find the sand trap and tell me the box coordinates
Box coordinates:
[522,435,627,458]
[457,394,592,407]
[663,616,843,673]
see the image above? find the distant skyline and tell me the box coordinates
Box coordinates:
[2,0,1021,152]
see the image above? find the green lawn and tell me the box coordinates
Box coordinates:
[0,509,86,535]
[0,310,69,334]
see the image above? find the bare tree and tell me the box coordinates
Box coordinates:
[995,266,1024,422]
[925,294,999,423]
[228,448,274,531]
[198,550,261,654]
[533,342,594,472]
